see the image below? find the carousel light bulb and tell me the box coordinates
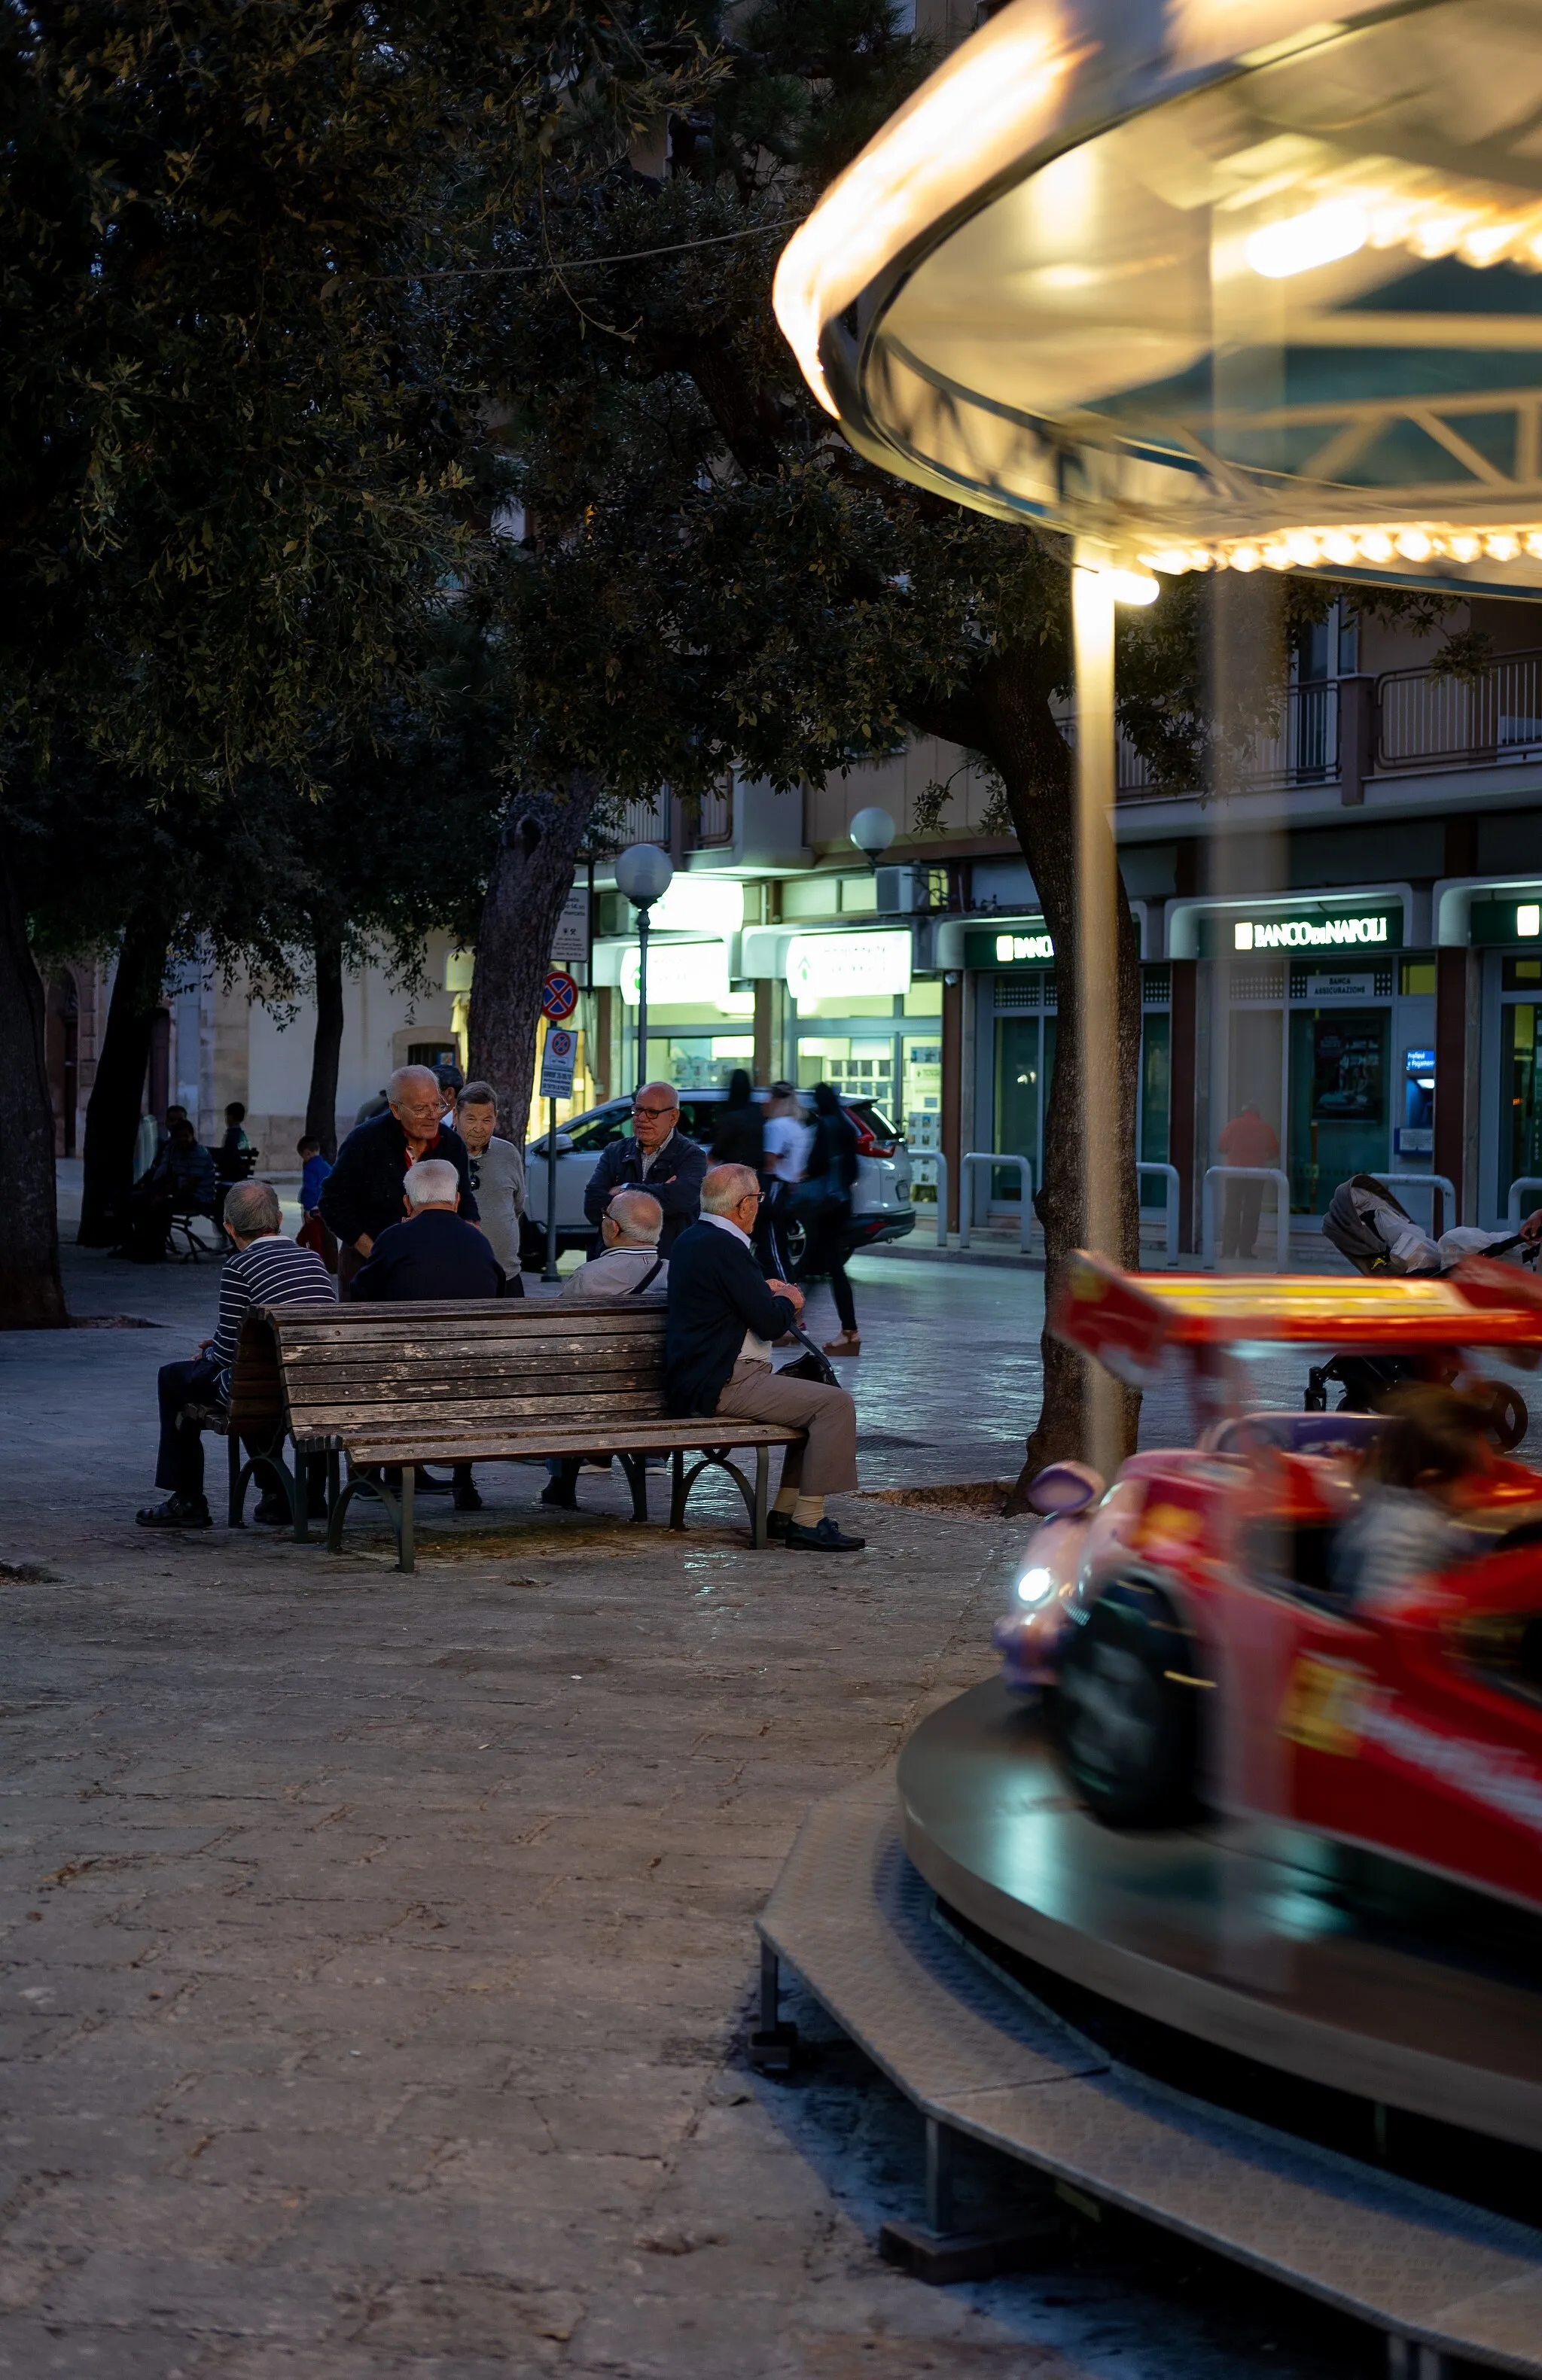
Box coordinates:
[1247,201,1367,281]
[1395,528,1433,562]
[1285,533,1321,567]
[1448,534,1482,562]
[1321,531,1358,566]
[1261,540,1293,571]
[1357,530,1394,564]
[1106,568,1160,606]
[1143,548,1193,576]
[1525,532,1542,558]
[1486,532,1521,560]
[1230,543,1261,573]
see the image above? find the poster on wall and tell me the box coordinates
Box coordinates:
[1311,1020,1384,1121]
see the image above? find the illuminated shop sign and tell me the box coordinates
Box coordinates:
[1233,913,1392,952]
[620,940,730,1006]
[1471,897,1542,945]
[785,930,913,1000]
[964,924,1055,969]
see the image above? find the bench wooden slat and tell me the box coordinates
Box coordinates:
[294,1389,666,1418]
[280,1350,665,1386]
[266,1306,665,1341]
[338,1422,803,1459]
[285,1363,662,1401]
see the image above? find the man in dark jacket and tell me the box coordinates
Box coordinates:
[320,1064,479,1294]
[584,1080,707,1255]
[666,1163,864,1552]
[351,1157,502,1511]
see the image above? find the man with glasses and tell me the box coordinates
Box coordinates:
[582,1079,707,1258]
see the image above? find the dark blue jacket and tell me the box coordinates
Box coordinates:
[583,1128,707,1255]
[665,1219,796,1416]
[319,1111,479,1250]
[351,1209,504,1303]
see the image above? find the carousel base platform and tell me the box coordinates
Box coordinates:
[758,1724,1542,2377]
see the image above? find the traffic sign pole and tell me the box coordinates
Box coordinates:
[544,1095,559,1283]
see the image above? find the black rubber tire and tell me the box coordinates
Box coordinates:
[1478,1379,1528,1454]
[1054,1581,1205,1828]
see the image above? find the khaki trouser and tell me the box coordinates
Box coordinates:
[713,1359,858,1497]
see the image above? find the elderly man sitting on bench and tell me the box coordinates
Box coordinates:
[136,1179,335,1530]
[666,1163,864,1553]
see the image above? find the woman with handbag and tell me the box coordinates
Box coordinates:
[801,1082,861,1356]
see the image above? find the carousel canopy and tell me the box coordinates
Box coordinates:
[774,0,1542,596]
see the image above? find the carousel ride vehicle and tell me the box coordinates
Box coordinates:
[1038,1255,1542,1903]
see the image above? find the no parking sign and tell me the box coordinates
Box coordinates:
[539,1025,576,1099]
[541,969,578,1023]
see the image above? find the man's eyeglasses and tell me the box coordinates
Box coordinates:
[632,1103,677,1120]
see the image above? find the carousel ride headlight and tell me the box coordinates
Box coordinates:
[1016,1566,1056,1604]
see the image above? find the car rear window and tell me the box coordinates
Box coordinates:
[846,1098,899,1142]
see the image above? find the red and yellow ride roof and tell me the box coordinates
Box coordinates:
[1053,1255,1542,1380]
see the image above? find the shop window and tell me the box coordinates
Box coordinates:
[904,1039,942,1165]
[904,980,943,1016]
[1504,957,1542,991]
[1400,960,1437,996]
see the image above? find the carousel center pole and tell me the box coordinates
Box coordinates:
[1071,548,1123,1479]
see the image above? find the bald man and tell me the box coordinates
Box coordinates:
[320,1063,480,1296]
[581,1079,707,1257]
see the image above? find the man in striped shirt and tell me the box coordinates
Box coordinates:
[136,1179,335,1530]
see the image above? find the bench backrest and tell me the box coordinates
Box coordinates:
[235,1299,669,1450]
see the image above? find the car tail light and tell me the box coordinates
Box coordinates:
[847,1109,897,1158]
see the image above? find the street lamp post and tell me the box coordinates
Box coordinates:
[614,842,675,1093]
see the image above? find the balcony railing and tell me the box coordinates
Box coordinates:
[687,784,733,848]
[1114,680,1340,802]
[1377,649,1542,774]
[605,784,733,854]
[614,792,670,849]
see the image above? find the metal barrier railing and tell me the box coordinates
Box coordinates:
[906,1149,949,1249]
[1137,1162,1181,1268]
[1202,1167,1291,1272]
[1508,1176,1542,1228]
[960,1152,1035,1254]
[1377,1172,1458,1238]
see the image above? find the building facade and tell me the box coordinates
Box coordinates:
[48,598,1542,1234]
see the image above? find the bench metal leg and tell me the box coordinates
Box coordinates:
[668,1448,687,1531]
[753,1444,769,1549]
[398,1465,415,1574]
[227,1430,243,1526]
[671,1446,776,1545]
[619,1452,648,1524]
[1388,2342,1450,2380]
[925,2117,955,2236]
[328,1465,402,1561]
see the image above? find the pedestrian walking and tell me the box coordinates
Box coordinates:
[800,1083,861,1356]
[1217,1103,1280,1258]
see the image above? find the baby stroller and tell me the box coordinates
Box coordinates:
[1305,1174,1534,1449]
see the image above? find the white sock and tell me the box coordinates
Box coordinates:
[792,1495,824,1529]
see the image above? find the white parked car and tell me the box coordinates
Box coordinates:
[523,1087,916,1266]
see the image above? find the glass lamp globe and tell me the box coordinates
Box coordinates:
[614,844,675,909]
[850,806,897,863]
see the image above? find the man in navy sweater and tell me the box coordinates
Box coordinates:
[666,1164,864,1552]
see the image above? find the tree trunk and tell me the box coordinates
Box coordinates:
[915,653,1144,1500]
[78,905,173,1246]
[0,830,68,1325]
[468,775,600,1142]
[305,930,346,1160]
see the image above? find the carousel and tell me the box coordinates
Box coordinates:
[760,6,1542,2370]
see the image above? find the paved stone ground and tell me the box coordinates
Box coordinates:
[0,1238,1400,2378]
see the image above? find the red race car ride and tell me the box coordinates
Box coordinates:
[1009,1255,1542,1919]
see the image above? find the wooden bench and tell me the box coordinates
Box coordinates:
[230,1300,804,1570]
